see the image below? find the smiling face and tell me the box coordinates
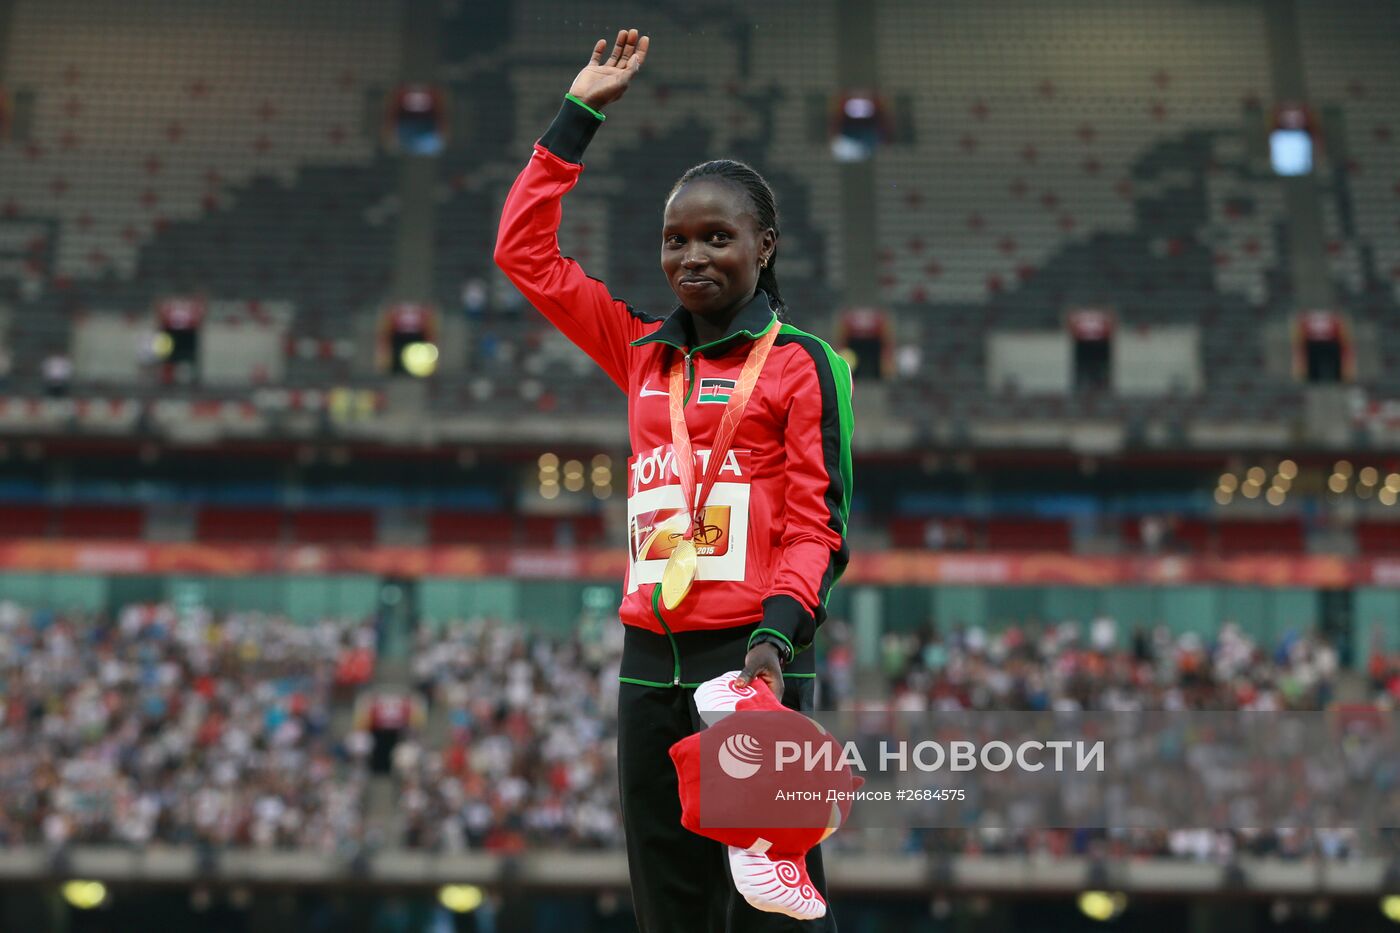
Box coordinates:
[661,178,776,322]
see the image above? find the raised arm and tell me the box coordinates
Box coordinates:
[493,29,652,392]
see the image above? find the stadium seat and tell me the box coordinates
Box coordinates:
[1356,521,1400,554]
[56,505,145,538]
[890,516,974,550]
[196,506,286,542]
[983,518,1071,551]
[0,505,53,538]
[1166,518,1214,553]
[573,514,606,547]
[290,509,377,545]
[1217,519,1305,554]
[428,510,514,546]
[522,515,565,549]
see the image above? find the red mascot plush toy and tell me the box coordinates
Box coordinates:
[668,671,862,920]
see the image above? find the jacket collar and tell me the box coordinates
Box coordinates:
[630,289,778,355]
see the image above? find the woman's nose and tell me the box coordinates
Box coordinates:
[681,247,707,268]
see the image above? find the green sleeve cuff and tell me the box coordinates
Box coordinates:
[564,94,606,122]
[757,595,816,653]
[748,627,796,665]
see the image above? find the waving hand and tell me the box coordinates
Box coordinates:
[568,28,650,112]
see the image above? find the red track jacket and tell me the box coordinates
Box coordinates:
[494,98,852,684]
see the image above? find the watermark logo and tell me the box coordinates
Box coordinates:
[717,732,764,779]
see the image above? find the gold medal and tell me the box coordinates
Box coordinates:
[660,537,698,610]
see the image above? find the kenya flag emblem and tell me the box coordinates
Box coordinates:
[698,377,737,404]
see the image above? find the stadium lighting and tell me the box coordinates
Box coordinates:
[564,459,585,492]
[1381,487,1397,507]
[1272,474,1291,492]
[1270,128,1313,176]
[400,342,439,378]
[1334,460,1354,479]
[592,461,612,497]
[1241,481,1261,499]
[843,96,876,119]
[61,880,108,910]
[1278,459,1299,480]
[151,331,174,359]
[1328,474,1349,494]
[1381,895,1400,923]
[438,884,484,913]
[1077,890,1127,922]
[1214,487,1233,506]
[1266,486,1286,506]
[1361,467,1380,487]
[1246,466,1267,485]
[1387,474,1400,492]
[1218,473,1238,492]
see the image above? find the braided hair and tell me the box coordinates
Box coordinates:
[668,160,787,320]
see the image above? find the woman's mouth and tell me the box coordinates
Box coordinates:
[679,278,717,292]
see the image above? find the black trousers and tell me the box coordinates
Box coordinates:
[617,678,837,933]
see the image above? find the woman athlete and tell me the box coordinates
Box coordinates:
[495,28,853,932]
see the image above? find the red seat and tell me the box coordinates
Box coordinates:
[889,516,975,550]
[573,514,606,547]
[57,506,145,539]
[0,505,52,538]
[1120,517,1144,550]
[428,510,512,545]
[889,516,926,549]
[290,509,376,545]
[983,518,1071,551]
[1217,520,1303,553]
[519,515,608,548]
[1168,518,1213,553]
[522,515,563,548]
[1356,521,1400,554]
[197,506,284,542]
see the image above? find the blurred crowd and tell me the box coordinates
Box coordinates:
[875,617,1340,712]
[392,617,623,852]
[887,825,1370,862]
[827,617,1365,862]
[0,599,1380,863]
[0,601,374,851]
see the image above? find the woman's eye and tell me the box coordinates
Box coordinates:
[664,236,683,247]
[709,232,730,243]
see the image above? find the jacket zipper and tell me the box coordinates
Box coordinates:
[650,584,682,686]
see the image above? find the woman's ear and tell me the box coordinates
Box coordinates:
[759,228,777,265]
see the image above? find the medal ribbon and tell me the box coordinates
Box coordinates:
[667,323,781,542]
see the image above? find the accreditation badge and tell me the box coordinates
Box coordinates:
[626,443,751,595]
